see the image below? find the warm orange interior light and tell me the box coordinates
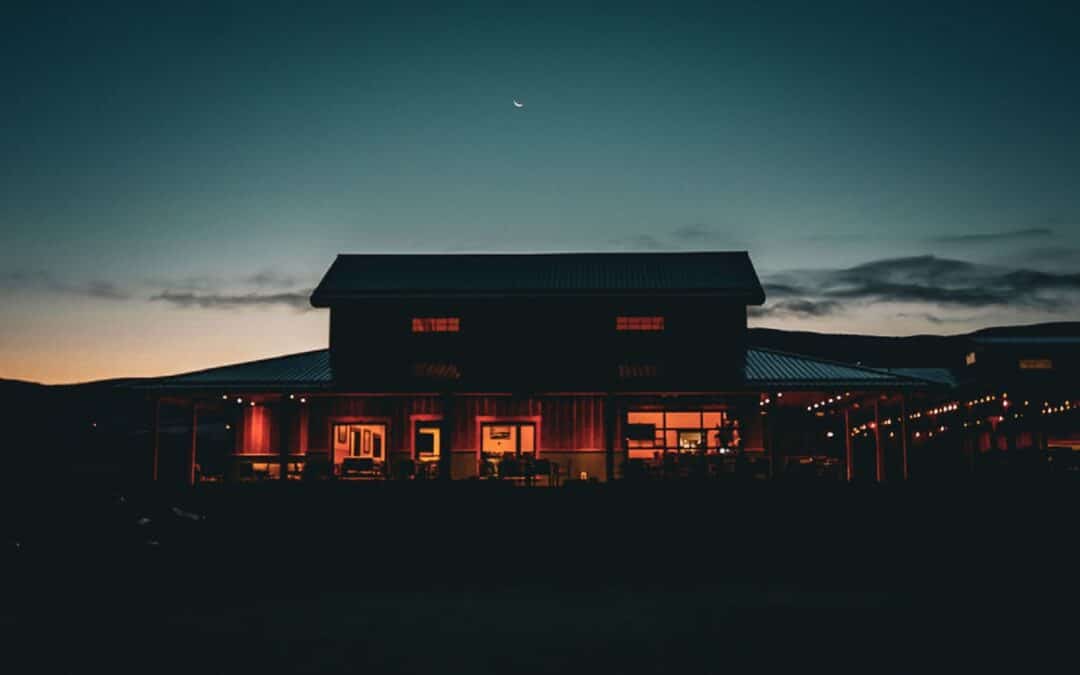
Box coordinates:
[412,317,461,333]
[615,316,664,331]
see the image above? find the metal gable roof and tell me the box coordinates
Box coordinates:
[144,346,946,392]
[878,367,960,388]
[743,348,941,389]
[144,349,333,390]
[310,251,766,305]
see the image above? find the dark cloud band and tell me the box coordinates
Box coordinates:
[150,290,314,311]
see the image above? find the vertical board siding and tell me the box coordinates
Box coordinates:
[305,395,606,454]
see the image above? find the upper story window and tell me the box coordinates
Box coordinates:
[616,316,664,332]
[412,317,460,333]
[1019,358,1053,370]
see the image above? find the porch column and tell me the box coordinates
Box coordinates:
[278,399,293,482]
[187,403,198,487]
[151,397,160,482]
[439,392,454,480]
[874,400,885,483]
[844,407,853,482]
[900,396,910,481]
[604,393,616,482]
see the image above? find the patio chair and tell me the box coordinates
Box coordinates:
[499,457,525,484]
[528,458,554,486]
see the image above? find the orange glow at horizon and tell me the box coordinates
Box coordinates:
[0,298,327,384]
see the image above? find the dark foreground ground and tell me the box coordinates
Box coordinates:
[4,478,1080,673]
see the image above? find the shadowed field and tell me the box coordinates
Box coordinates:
[3,480,1079,672]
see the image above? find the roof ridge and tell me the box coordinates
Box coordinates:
[332,251,752,257]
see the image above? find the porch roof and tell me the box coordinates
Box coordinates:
[143,349,333,391]
[743,348,941,390]
[143,346,947,392]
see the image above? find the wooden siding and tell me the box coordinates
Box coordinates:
[303,395,607,456]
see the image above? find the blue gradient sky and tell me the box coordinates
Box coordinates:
[2,1,1079,382]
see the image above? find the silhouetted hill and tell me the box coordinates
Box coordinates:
[0,377,46,393]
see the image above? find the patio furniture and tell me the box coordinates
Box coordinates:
[340,456,382,479]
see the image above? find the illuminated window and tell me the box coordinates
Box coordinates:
[480,422,536,457]
[616,316,664,331]
[965,352,977,366]
[331,423,388,470]
[625,410,735,459]
[412,317,461,333]
[1019,358,1053,370]
[415,423,441,461]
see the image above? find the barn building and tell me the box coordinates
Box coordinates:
[142,252,1076,486]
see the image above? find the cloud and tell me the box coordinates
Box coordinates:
[246,270,302,288]
[82,280,131,300]
[0,271,132,300]
[756,255,1080,319]
[150,290,314,311]
[749,299,843,318]
[670,224,719,241]
[929,227,1054,244]
[613,225,744,251]
[610,233,668,250]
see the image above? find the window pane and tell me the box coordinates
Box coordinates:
[412,317,461,333]
[616,316,664,331]
[702,412,725,428]
[627,411,663,426]
[482,425,517,454]
[416,425,440,457]
[666,412,702,429]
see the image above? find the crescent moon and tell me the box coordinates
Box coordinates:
[513,100,524,108]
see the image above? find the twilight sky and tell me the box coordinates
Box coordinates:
[2,1,1079,383]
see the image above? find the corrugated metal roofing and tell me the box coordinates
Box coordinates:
[147,349,332,390]
[744,348,939,389]
[879,367,959,388]
[310,252,765,305]
[146,346,945,392]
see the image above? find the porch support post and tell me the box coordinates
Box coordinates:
[439,392,454,481]
[604,393,616,482]
[765,406,775,480]
[151,397,160,482]
[278,398,292,482]
[900,395,910,481]
[874,399,885,483]
[844,407,853,482]
[188,403,198,487]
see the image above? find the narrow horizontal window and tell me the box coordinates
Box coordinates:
[411,362,461,379]
[1019,358,1053,370]
[412,317,460,333]
[617,364,661,379]
[616,316,664,331]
